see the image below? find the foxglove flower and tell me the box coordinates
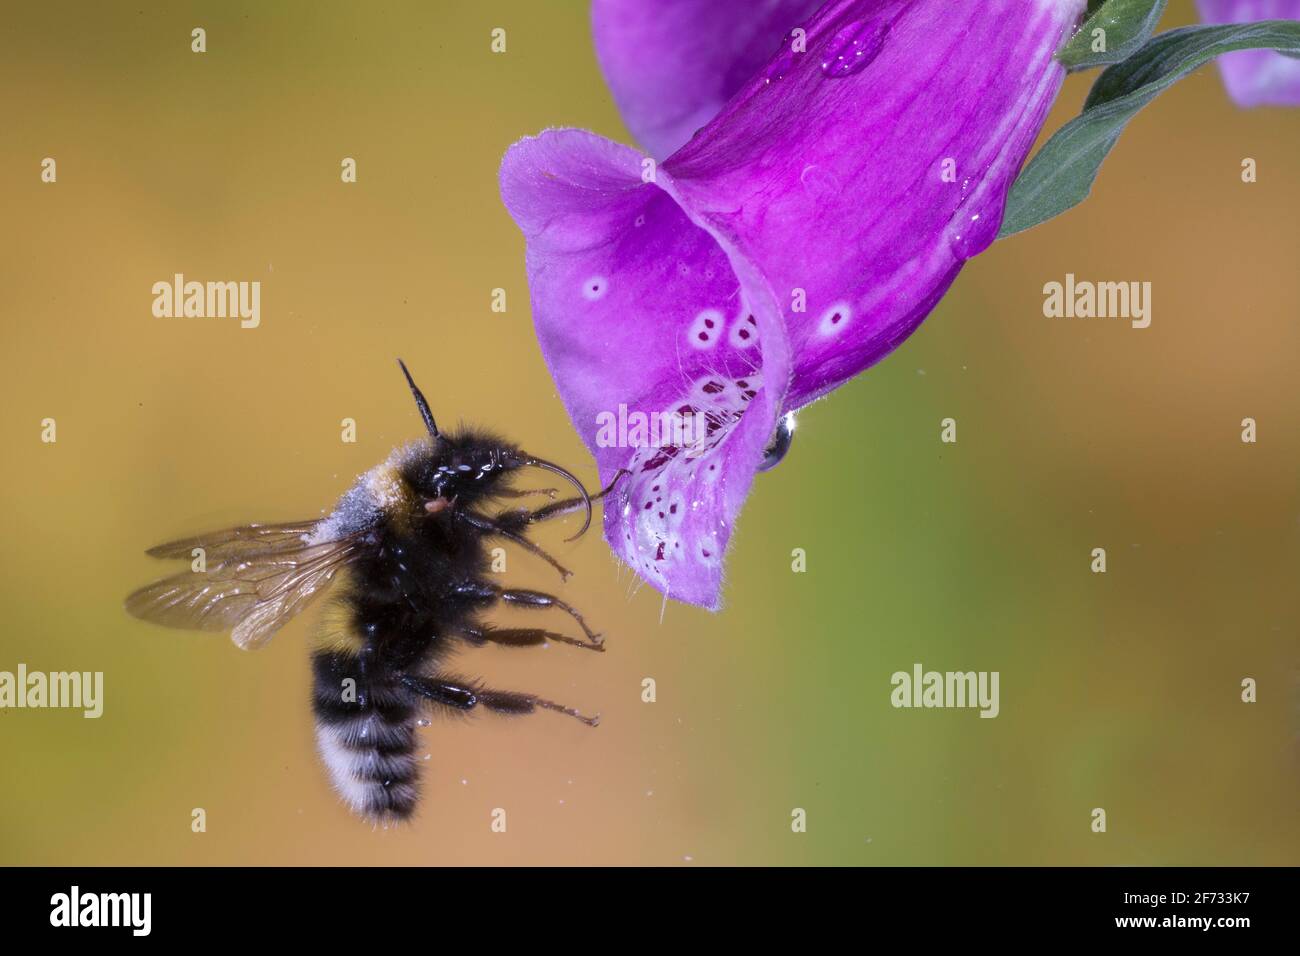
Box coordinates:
[501,0,1086,608]
[1197,1,1300,106]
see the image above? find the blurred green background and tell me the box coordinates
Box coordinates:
[1,2,1296,866]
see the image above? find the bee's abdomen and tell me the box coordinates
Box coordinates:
[311,649,422,822]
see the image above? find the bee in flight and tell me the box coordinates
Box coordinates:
[126,361,619,823]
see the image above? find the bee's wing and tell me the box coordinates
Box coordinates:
[126,523,362,650]
[144,521,321,560]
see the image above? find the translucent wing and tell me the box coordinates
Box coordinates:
[144,521,321,560]
[125,521,362,650]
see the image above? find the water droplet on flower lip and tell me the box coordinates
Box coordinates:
[763,28,805,83]
[820,19,889,78]
[945,209,1001,261]
[758,413,797,472]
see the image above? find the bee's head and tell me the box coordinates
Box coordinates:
[396,360,593,536]
[415,430,517,501]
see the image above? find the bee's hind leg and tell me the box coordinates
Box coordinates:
[398,673,599,727]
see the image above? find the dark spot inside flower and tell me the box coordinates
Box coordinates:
[698,332,709,342]
[736,380,749,388]
[655,542,665,561]
[669,503,678,514]
[831,312,843,324]
[743,389,757,400]
[704,318,715,329]
[738,329,750,340]
[746,315,756,325]
[643,501,652,510]
[702,381,724,394]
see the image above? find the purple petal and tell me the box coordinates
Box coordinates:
[1196,1,1300,106]
[504,0,1083,608]
[593,0,824,158]
[666,0,1084,410]
[500,131,792,608]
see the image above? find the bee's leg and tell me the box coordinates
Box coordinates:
[451,582,603,648]
[457,471,629,579]
[493,487,557,500]
[455,621,604,653]
[514,469,629,526]
[398,673,599,726]
[455,510,573,581]
[474,687,600,726]
[487,585,603,647]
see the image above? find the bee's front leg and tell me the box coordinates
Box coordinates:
[454,509,572,581]
[513,469,629,527]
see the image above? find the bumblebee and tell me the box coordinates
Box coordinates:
[127,361,617,823]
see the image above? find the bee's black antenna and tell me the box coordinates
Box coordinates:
[397,359,440,440]
[523,456,593,541]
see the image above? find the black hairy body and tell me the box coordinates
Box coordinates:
[309,427,606,821]
[127,362,612,824]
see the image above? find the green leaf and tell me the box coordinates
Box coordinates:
[999,21,1300,238]
[1058,0,1167,71]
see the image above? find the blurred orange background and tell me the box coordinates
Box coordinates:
[0,2,1296,865]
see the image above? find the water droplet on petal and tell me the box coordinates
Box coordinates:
[946,209,1001,261]
[820,20,889,79]
[759,413,797,472]
[764,38,799,83]
[765,58,790,82]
